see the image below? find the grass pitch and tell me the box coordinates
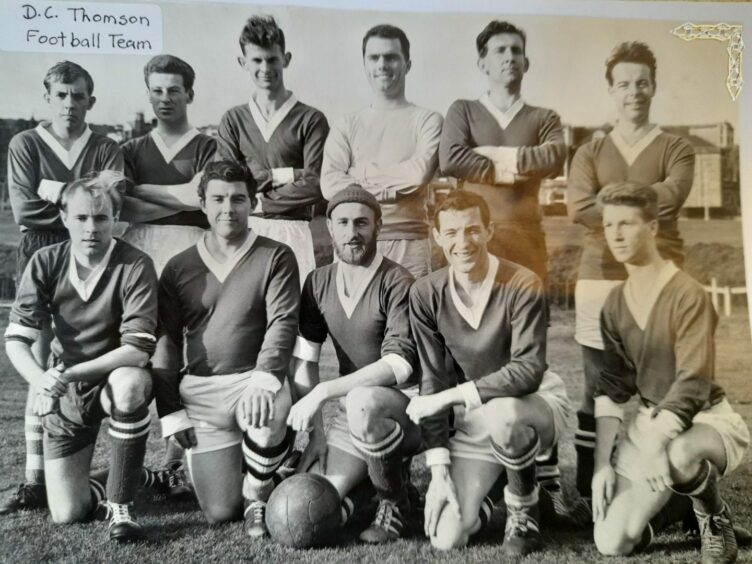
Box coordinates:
[0,307,750,563]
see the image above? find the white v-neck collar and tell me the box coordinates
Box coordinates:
[197,231,257,284]
[68,240,116,302]
[336,253,383,319]
[609,126,662,167]
[248,93,298,143]
[150,128,199,164]
[479,93,525,130]
[36,123,93,170]
[449,255,499,330]
[623,260,678,330]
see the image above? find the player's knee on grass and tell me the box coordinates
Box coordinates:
[203,499,242,524]
[483,397,534,451]
[430,509,468,550]
[345,387,389,440]
[594,519,642,556]
[49,495,91,524]
[107,367,152,413]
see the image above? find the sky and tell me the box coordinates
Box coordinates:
[0,0,739,130]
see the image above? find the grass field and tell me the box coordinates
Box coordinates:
[0,306,751,564]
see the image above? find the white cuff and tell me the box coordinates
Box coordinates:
[293,336,322,363]
[38,179,66,204]
[160,409,193,438]
[457,381,483,411]
[650,409,685,440]
[594,395,626,420]
[381,353,413,386]
[494,166,516,184]
[248,370,283,393]
[425,447,451,466]
[492,146,519,174]
[4,322,41,342]
[271,167,295,187]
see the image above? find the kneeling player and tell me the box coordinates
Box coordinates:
[4,172,157,542]
[287,186,421,543]
[406,190,570,555]
[591,182,749,563]
[152,160,299,538]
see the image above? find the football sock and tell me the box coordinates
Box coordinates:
[89,475,106,505]
[536,444,561,493]
[87,467,163,490]
[107,403,150,503]
[632,523,654,554]
[350,421,407,505]
[163,438,184,468]
[672,460,723,515]
[491,434,539,497]
[24,389,44,485]
[242,427,294,502]
[574,411,596,498]
[650,493,693,533]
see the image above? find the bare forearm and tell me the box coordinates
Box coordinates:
[594,416,621,469]
[132,183,200,210]
[5,341,46,387]
[318,361,397,401]
[120,196,178,222]
[64,345,149,384]
[292,358,321,398]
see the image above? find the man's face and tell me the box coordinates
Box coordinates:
[61,189,116,262]
[602,204,657,265]
[45,78,95,133]
[478,33,528,87]
[239,43,290,92]
[327,202,379,266]
[433,207,493,275]
[201,179,252,241]
[147,73,193,125]
[363,36,410,98]
[609,62,655,125]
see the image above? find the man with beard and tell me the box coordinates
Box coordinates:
[288,185,421,543]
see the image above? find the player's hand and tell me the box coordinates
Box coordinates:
[472,145,497,159]
[38,364,67,397]
[239,386,276,428]
[32,393,58,416]
[643,446,672,493]
[173,427,198,450]
[591,464,616,522]
[406,394,449,424]
[286,387,324,432]
[424,466,461,538]
[297,427,328,474]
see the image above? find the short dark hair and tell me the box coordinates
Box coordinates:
[61,170,126,216]
[44,61,94,96]
[605,41,657,85]
[143,54,196,91]
[198,160,257,201]
[239,15,285,55]
[597,181,658,221]
[476,20,526,57]
[362,24,410,61]
[433,190,491,230]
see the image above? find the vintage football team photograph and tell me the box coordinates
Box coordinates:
[0,0,750,561]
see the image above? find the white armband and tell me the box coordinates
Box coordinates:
[293,336,322,363]
[650,409,685,441]
[594,395,626,420]
[38,179,66,204]
[425,447,451,467]
[381,353,413,386]
[457,381,483,411]
[160,409,193,438]
[248,370,283,393]
[271,167,295,187]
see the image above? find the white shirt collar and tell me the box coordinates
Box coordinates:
[36,123,93,170]
[196,231,257,284]
[609,125,662,167]
[623,260,679,330]
[449,255,500,330]
[149,128,200,164]
[336,252,384,319]
[478,93,525,130]
[247,93,298,143]
[68,239,116,302]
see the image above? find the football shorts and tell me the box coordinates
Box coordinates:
[43,381,107,459]
[376,239,431,280]
[574,279,623,349]
[121,223,205,276]
[247,216,315,286]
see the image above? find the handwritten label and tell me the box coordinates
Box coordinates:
[0,1,162,54]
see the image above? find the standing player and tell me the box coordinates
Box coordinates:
[287,186,420,543]
[321,24,443,279]
[406,191,570,556]
[4,172,157,542]
[3,61,123,514]
[438,20,566,284]
[567,42,695,509]
[591,182,748,563]
[152,160,299,538]
[121,54,217,275]
[216,15,328,284]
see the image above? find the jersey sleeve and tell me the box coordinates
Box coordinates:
[216,110,245,162]
[5,252,52,344]
[7,134,64,230]
[320,115,360,201]
[119,254,158,354]
[566,142,603,230]
[196,135,218,171]
[298,271,329,345]
[516,110,567,180]
[653,136,695,220]
[380,270,418,379]
[438,100,496,185]
[97,138,125,174]
[595,295,638,406]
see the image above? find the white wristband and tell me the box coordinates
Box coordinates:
[293,336,322,363]
[425,447,451,466]
[594,395,626,420]
[457,381,483,411]
[38,179,66,204]
[271,167,295,187]
[381,353,413,385]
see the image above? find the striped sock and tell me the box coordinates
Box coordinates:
[574,411,596,498]
[536,444,561,492]
[107,404,150,503]
[24,389,44,485]
[89,475,106,505]
[242,427,294,502]
[491,435,540,497]
[350,422,407,504]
